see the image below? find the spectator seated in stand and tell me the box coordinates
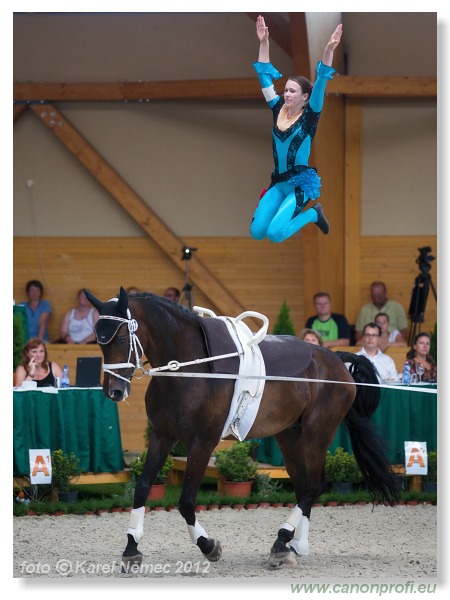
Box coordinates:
[56,289,99,344]
[17,279,52,342]
[374,312,407,352]
[405,332,437,383]
[126,286,140,295]
[355,281,408,342]
[304,292,351,348]
[163,287,181,304]
[299,328,323,346]
[14,337,63,388]
[356,322,398,383]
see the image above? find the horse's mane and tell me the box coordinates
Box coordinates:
[129,292,198,323]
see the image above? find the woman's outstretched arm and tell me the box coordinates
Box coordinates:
[322,23,343,67]
[253,15,283,107]
[309,24,343,112]
[256,14,270,62]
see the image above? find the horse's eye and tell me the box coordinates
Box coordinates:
[117,335,127,345]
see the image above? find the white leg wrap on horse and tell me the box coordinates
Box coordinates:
[280,506,303,533]
[126,506,145,543]
[290,516,310,556]
[187,519,208,544]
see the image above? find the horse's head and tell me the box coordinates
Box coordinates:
[84,286,144,402]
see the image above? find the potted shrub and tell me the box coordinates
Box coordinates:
[252,473,282,498]
[13,308,27,371]
[51,449,81,502]
[214,441,258,497]
[129,451,174,499]
[325,447,361,494]
[423,449,437,493]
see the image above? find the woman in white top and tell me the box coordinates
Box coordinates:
[59,289,99,344]
[374,312,407,352]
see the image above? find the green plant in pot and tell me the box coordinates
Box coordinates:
[325,447,361,494]
[214,441,258,497]
[13,308,27,371]
[51,449,80,502]
[252,473,283,498]
[423,449,437,492]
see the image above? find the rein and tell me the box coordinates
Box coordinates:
[97,313,436,394]
[142,370,437,393]
[97,311,241,384]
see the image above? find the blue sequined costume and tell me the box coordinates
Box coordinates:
[250,61,335,242]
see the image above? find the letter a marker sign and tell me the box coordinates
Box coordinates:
[404,441,428,476]
[29,449,52,484]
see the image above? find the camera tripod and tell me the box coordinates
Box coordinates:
[407,247,437,345]
[179,246,198,311]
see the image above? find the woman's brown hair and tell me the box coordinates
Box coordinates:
[22,338,49,374]
[287,75,313,101]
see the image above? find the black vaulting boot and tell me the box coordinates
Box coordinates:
[312,203,330,235]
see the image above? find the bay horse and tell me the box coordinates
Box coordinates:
[84,287,399,570]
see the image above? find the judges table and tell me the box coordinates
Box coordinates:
[257,385,437,466]
[14,387,125,477]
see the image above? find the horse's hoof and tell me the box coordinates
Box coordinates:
[268,549,290,569]
[283,550,297,567]
[121,552,143,573]
[204,539,222,562]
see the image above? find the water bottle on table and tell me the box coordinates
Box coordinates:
[402,361,411,385]
[61,365,70,388]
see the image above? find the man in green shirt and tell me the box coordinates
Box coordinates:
[355,281,408,342]
[305,292,351,348]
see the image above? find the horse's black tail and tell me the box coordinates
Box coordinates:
[336,352,401,505]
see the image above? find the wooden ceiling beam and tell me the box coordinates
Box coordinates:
[28,102,246,318]
[14,76,436,103]
[13,104,28,123]
[289,12,310,79]
[332,76,436,98]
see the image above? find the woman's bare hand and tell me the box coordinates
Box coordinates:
[326,23,343,50]
[256,15,269,43]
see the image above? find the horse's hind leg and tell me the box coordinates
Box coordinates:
[178,443,222,562]
[267,427,329,568]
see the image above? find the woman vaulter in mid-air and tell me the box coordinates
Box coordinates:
[250,16,342,242]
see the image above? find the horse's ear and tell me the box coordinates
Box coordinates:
[83,288,103,311]
[117,286,129,315]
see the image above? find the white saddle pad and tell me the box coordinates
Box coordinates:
[194,307,268,441]
[219,316,266,440]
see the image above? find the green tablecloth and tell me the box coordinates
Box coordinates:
[256,385,437,466]
[13,387,125,476]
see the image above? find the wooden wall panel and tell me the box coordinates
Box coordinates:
[14,234,437,343]
[13,235,304,342]
[344,99,362,321]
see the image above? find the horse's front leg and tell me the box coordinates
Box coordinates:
[122,433,174,572]
[178,446,222,562]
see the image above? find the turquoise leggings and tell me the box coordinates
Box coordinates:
[250,182,318,243]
